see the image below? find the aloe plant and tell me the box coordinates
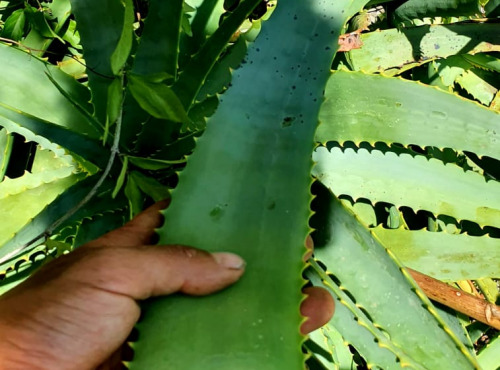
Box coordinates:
[0,0,499,368]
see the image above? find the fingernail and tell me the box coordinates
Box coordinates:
[212,252,246,270]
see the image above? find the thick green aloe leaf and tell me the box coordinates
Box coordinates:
[312,147,500,226]
[131,1,368,368]
[347,24,500,74]
[0,43,98,137]
[372,227,500,280]
[310,183,478,368]
[0,176,123,265]
[132,0,183,78]
[316,71,500,159]
[394,0,481,21]
[0,169,83,248]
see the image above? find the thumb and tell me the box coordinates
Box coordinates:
[56,245,246,300]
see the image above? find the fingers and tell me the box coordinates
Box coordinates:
[84,200,170,248]
[67,245,245,299]
[300,286,335,335]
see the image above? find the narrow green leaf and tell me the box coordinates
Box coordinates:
[127,155,186,170]
[1,8,26,40]
[105,77,123,143]
[311,184,479,368]
[112,156,128,199]
[312,147,500,226]
[131,0,364,367]
[110,0,134,75]
[129,171,170,202]
[124,174,143,218]
[127,73,190,124]
[316,70,500,159]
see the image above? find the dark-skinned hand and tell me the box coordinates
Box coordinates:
[0,201,334,369]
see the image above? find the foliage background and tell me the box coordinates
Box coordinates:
[0,0,499,368]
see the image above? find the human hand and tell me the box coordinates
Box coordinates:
[0,201,334,369]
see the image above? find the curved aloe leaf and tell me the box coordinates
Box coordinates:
[372,227,500,280]
[172,0,263,109]
[312,147,500,226]
[0,43,98,137]
[394,0,481,21]
[347,24,500,74]
[0,104,108,168]
[477,334,500,370]
[310,183,479,369]
[316,71,500,159]
[0,128,13,180]
[307,265,417,369]
[130,1,368,368]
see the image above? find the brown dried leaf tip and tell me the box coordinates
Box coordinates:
[338,31,363,52]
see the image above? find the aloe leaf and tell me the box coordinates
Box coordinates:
[313,147,500,226]
[132,0,183,78]
[462,54,500,73]
[316,71,500,159]
[310,183,478,368]
[347,24,500,74]
[0,104,108,168]
[127,155,186,170]
[307,266,412,369]
[130,1,366,368]
[0,43,98,137]
[456,69,497,105]
[0,169,83,248]
[172,0,262,109]
[477,334,500,370]
[69,0,129,121]
[0,175,122,265]
[372,227,500,280]
[0,128,13,180]
[394,0,481,21]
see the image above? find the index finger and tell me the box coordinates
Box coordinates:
[83,199,170,248]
